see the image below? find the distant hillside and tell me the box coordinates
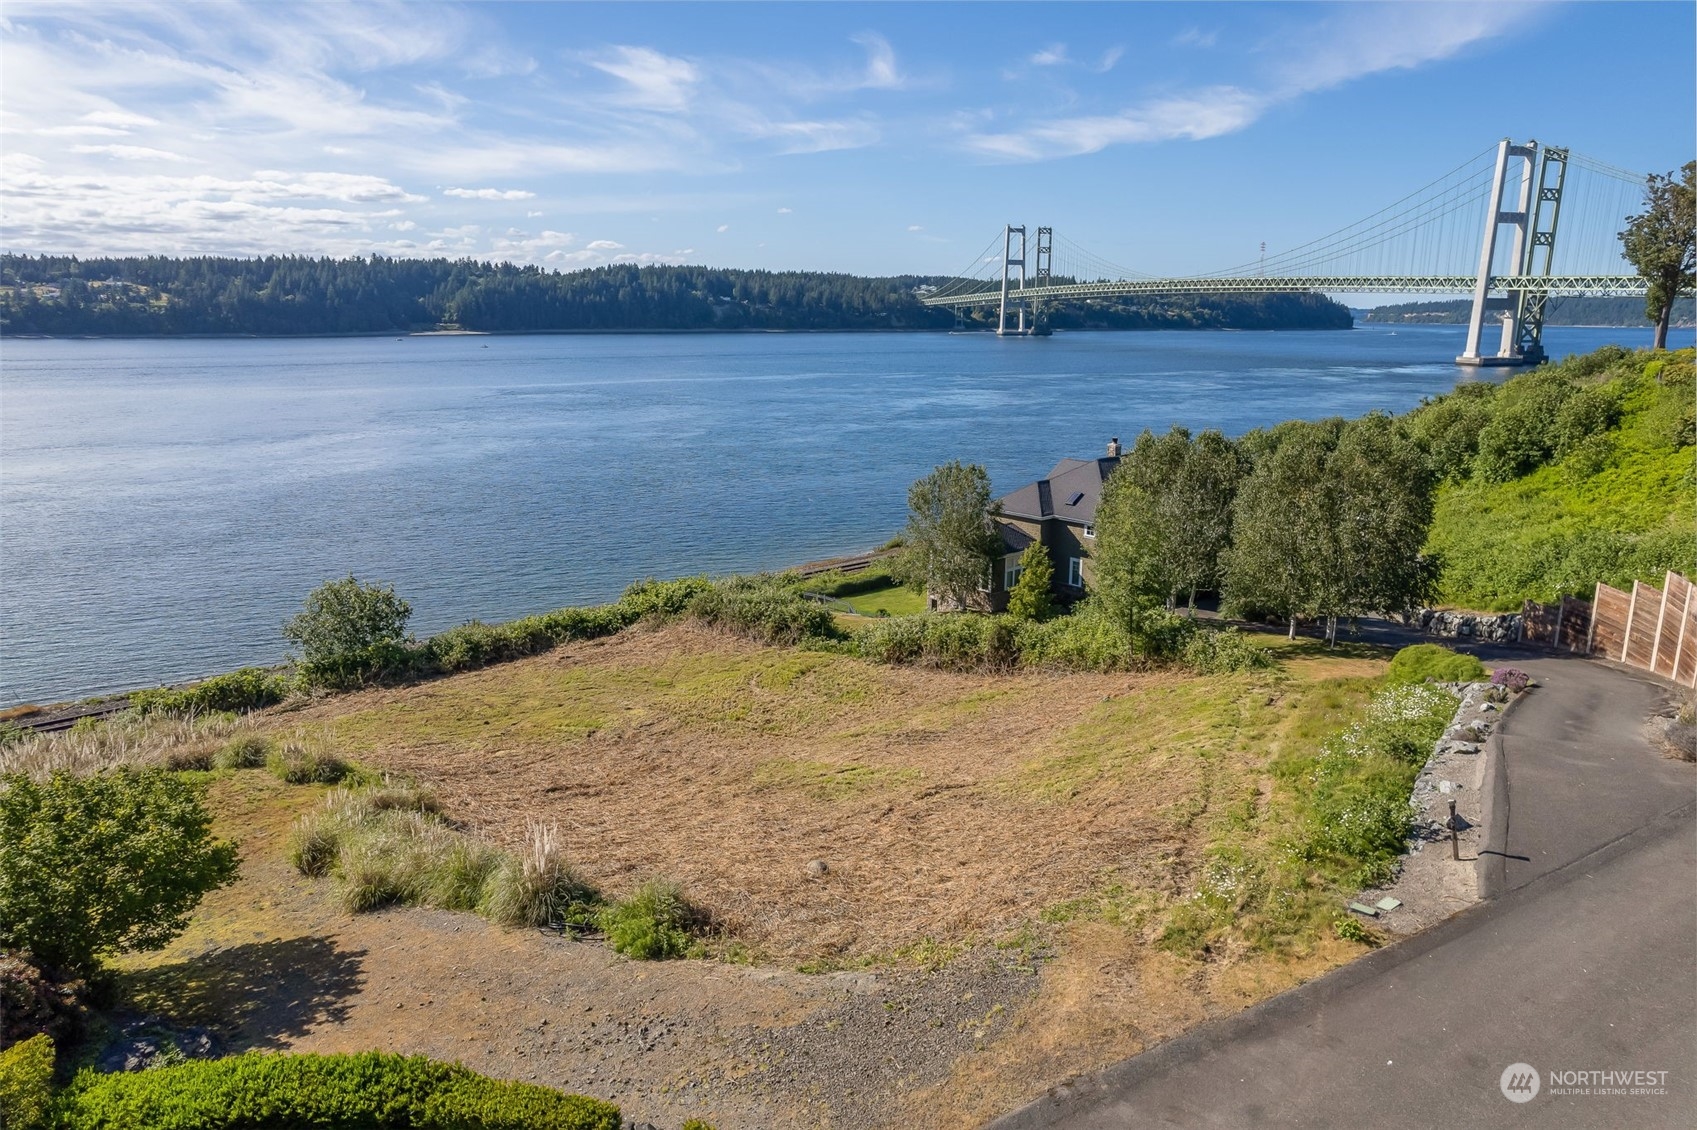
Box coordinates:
[1363,296,1694,327]
[0,254,1350,337]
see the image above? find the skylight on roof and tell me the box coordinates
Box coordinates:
[1067,491,1085,506]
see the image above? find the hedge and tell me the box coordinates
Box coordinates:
[54,1051,621,1130]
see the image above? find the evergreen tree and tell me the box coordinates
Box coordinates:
[1006,542,1056,621]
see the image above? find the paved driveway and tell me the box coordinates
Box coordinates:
[989,654,1695,1130]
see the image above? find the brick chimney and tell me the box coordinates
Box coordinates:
[1106,437,1122,457]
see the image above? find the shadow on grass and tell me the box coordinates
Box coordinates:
[120,935,365,1050]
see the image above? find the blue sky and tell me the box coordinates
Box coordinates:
[2,1,1692,279]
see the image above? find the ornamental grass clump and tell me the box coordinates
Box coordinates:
[476,821,598,929]
[267,742,353,785]
[212,733,273,770]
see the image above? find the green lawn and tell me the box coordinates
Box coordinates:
[838,581,929,617]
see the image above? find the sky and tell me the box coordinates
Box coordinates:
[1,1,1693,279]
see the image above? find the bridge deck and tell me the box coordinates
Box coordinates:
[921,274,1647,307]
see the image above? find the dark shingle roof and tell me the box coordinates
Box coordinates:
[998,456,1119,525]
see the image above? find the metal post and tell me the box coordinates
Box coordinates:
[1448,799,1461,860]
[1460,140,1512,364]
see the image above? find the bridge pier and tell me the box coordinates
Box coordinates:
[1458,139,1565,368]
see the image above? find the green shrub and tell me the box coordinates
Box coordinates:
[284,576,415,690]
[0,1033,54,1130]
[855,615,927,664]
[616,576,714,620]
[1181,627,1273,674]
[686,582,838,646]
[1333,914,1378,946]
[916,614,1018,671]
[131,668,287,717]
[1293,683,1457,886]
[212,734,273,770]
[1385,643,1487,685]
[0,769,239,974]
[599,880,699,960]
[1015,605,1136,671]
[266,744,352,785]
[53,1050,621,1130]
[1551,385,1622,460]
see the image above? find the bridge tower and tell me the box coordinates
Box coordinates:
[1458,139,1566,367]
[1032,226,1053,331]
[997,224,1027,336]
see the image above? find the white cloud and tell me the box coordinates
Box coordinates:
[851,32,905,89]
[1172,27,1218,49]
[907,224,923,231]
[36,125,130,137]
[585,239,623,250]
[716,224,729,233]
[965,3,1532,162]
[70,143,194,162]
[585,45,700,111]
[1096,46,1125,72]
[776,206,792,214]
[1030,44,1069,67]
[443,186,536,200]
[82,109,160,128]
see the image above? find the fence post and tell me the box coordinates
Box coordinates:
[1622,582,1641,662]
[1586,582,1601,655]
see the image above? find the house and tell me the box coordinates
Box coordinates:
[986,438,1122,610]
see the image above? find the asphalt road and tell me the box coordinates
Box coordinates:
[989,654,1696,1130]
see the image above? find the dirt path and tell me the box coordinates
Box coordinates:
[117,772,1046,1129]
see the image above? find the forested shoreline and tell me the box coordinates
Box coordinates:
[1362,296,1695,327]
[0,253,1350,336]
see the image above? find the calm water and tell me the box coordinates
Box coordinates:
[0,323,1680,704]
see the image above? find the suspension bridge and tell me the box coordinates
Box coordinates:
[921,139,1660,366]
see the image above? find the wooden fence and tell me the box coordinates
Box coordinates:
[1578,571,1697,688]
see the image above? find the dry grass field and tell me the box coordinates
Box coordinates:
[90,623,1392,1127]
[269,623,1381,965]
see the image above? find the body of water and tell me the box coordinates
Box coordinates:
[0,323,1679,703]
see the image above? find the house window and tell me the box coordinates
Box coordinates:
[1005,564,1024,590]
[1083,524,1096,539]
[1068,557,1084,587]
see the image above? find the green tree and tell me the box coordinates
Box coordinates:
[1619,161,1695,351]
[1005,542,1056,621]
[1224,422,1337,638]
[892,461,1001,611]
[1225,416,1434,644]
[283,575,413,687]
[0,770,239,975]
[1094,427,1242,621]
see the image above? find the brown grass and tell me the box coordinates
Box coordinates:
[269,624,1377,965]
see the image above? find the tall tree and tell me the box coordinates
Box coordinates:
[1224,416,1433,644]
[1094,427,1242,621]
[1005,542,1056,621]
[1223,422,1337,638]
[1619,161,1695,351]
[893,460,1001,611]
